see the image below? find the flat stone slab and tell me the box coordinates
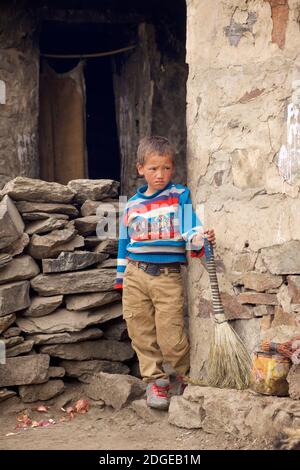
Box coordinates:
[19,379,65,402]
[0,313,16,334]
[60,359,130,382]
[261,241,300,275]
[1,177,75,203]
[0,255,39,285]
[0,388,16,402]
[65,290,120,311]
[0,195,24,250]
[2,326,21,338]
[0,280,30,316]
[81,199,120,217]
[28,228,80,259]
[236,272,283,292]
[28,227,75,250]
[40,339,134,361]
[23,295,63,317]
[42,251,106,273]
[93,239,118,255]
[85,372,146,410]
[16,303,122,334]
[168,385,300,437]
[0,253,12,269]
[0,354,50,387]
[3,336,24,348]
[252,305,273,317]
[16,201,78,217]
[25,217,68,235]
[44,235,85,258]
[67,179,119,203]
[6,340,34,357]
[22,212,69,221]
[31,268,116,295]
[81,302,123,324]
[48,366,65,379]
[27,328,103,345]
[238,292,278,305]
[1,233,30,257]
[74,216,103,236]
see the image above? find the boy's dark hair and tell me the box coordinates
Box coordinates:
[137,136,175,165]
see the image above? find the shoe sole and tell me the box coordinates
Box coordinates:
[146,401,169,411]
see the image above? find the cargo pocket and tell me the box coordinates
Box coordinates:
[166,321,185,346]
[121,307,142,343]
[122,308,134,320]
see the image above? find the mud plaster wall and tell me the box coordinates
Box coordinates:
[186,0,300,379]
[0,3,39,189]
[113,22,188,198]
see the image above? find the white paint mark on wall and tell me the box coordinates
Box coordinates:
[0,80,6,104]
[278,81,300,184]
[17,134,34,174]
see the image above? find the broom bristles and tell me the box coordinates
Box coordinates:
[207,320,252,390]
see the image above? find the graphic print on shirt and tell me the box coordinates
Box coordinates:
[129,208,177,241]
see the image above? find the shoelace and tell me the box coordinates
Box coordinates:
[151,384,169,398]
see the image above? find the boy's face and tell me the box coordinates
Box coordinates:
[137,153,174,192]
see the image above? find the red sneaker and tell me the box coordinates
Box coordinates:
[146,379,169,410]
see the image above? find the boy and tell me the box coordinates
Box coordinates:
[115,136,215,410]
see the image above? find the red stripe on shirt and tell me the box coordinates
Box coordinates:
[124,196,180,225]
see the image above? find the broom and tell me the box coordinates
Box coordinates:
[205,240,252,389]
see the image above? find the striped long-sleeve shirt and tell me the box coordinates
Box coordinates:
[115,181,205,289]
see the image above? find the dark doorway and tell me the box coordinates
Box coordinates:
[85,56,120,180]
[39,21,122,182]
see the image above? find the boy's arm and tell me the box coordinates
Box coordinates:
[179,188,205,258]
[115,210,130,289]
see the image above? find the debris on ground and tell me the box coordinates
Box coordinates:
[8,399,90,433]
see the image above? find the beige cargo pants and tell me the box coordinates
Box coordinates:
[122,262,190,382]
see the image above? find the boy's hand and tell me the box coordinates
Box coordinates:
[204,229,216,247]
[191,229,216,249]
[190,232,204,249]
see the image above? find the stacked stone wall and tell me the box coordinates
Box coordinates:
[0,177,137,403]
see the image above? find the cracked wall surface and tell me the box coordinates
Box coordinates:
[186,0,300,379]
[0,3,39,188]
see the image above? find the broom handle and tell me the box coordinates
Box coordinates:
[204,239,225,319]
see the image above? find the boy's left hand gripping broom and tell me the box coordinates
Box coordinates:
[204,240,251,389]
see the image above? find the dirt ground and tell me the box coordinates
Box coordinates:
[0,393,273,451]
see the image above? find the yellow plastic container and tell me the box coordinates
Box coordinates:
[251,351,291,396]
